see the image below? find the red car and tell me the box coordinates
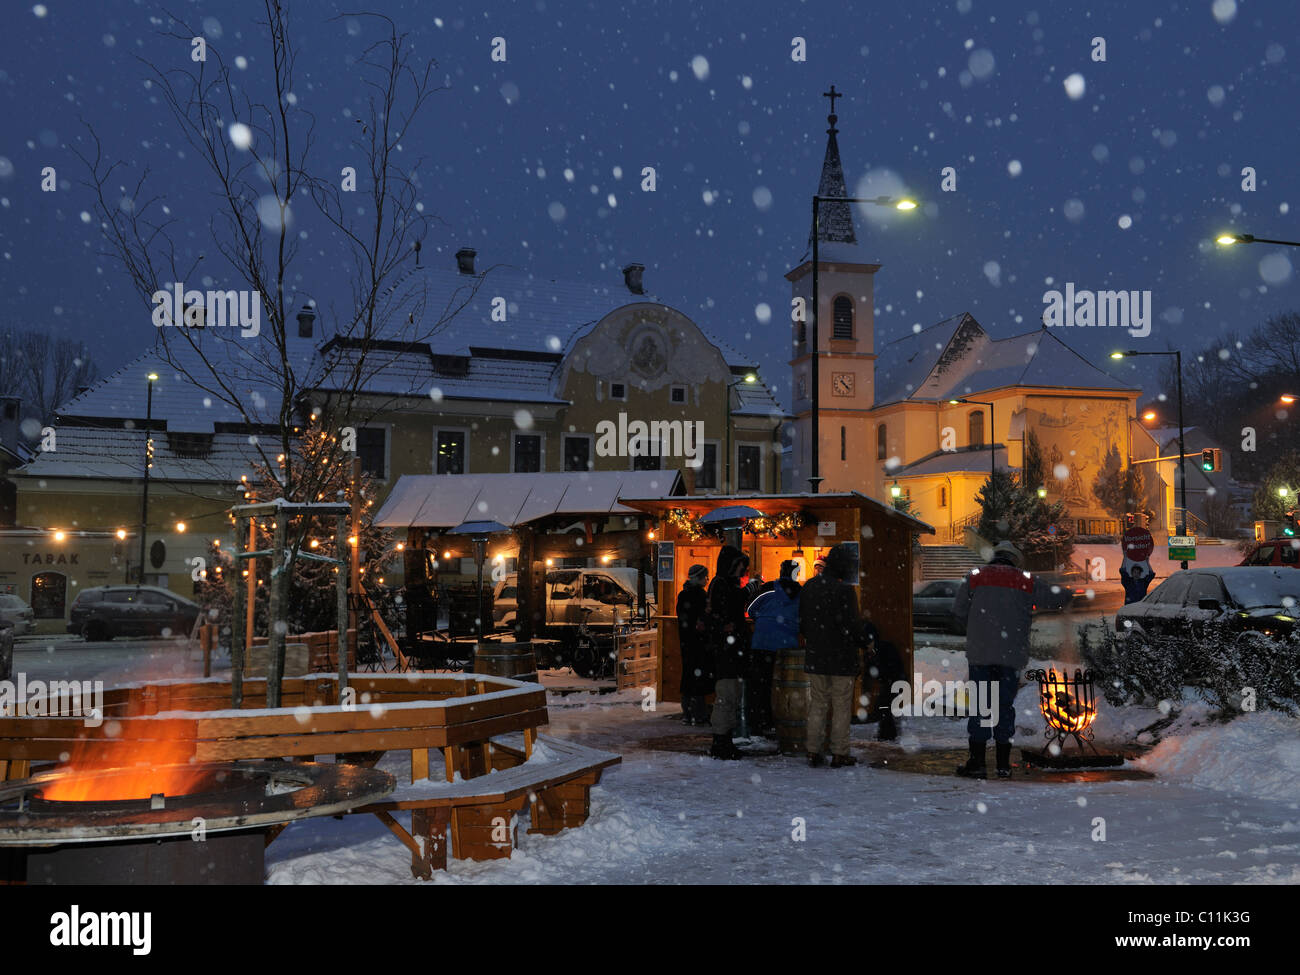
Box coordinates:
[1239,538,1300,568]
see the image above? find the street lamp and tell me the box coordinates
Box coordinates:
[808,191,916,493]
[1216,232,1300,248]
[138,372,159,585]
[1111,349,1189,568]
[724,373,758,493]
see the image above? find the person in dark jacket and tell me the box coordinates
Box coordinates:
[707,544,751,759]
[746,559,801,735]
[676,564,713,725]
[798,544,873,767]
[1120,556,1155,605]
[950,540,1055,779]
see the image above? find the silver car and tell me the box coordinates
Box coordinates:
[0,594,36,636]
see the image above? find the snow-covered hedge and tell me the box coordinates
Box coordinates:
[1081,625,1299,717]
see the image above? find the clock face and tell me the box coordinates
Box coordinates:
[832,372,854,396]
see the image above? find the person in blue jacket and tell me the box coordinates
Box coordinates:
[746,560,802,736]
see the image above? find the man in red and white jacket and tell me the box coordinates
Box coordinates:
[950,540,1057,779]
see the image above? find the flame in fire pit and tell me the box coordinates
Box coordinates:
[39,738,209,803]
[1039,673,1097,734]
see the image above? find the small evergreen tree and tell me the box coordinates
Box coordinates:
[975,464,1074,570]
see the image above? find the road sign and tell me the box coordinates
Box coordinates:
[1168,535,1196,560]
[1122,526,1154,562]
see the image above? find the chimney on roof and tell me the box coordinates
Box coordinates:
[622,263,645,295]
[296,304,316,338]
[455,247,477,275]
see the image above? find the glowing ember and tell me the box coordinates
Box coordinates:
[38,738,207,803]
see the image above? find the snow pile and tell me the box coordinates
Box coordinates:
[1135,710,1300,802]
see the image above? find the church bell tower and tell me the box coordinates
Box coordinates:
[787,86,880,494]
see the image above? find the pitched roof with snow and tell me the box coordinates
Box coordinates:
[374,470,683,529]
[893,445,1013,477]
[872,314,1139,407]
[19,426,265,483]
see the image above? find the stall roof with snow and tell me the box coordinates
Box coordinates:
[374,470,685,530]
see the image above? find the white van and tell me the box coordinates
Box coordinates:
[493,568,655,632]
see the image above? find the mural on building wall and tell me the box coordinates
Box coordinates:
[563,307,731,396]
[1026,396,1129,519]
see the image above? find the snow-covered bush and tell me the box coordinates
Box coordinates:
[1081,625,1299,717]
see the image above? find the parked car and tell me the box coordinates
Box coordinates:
[1239,538,1300,568]
[0,620,12,682]
[67,586,202,641]
[493,568,656,633]
[1114,567,1298,641]
[0,594,36,636]
[1034,571,1090,611]
[912,579,965,633]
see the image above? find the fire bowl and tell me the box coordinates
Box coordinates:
[0,760,395,845]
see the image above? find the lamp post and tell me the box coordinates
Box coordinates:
[137,373,159,585]
[1111,349,1188,569]
[724,373,757,493]
[808,193,916,493]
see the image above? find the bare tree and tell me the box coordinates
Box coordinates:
[75,4,482,705]
[0,327,98,424]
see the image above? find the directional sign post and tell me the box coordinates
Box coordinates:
[1168,534,1197,561]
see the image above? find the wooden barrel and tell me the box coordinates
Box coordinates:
[473,642,538,683]
[772,647,809,755]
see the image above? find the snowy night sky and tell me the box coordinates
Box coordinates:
[1,0,1296,405]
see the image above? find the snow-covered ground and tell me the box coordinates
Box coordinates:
[264,643,1300,885]
[13,629,1297,883]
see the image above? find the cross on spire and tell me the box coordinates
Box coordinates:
[823,84,842,115]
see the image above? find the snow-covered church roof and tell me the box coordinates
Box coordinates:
[872,312,1140,407]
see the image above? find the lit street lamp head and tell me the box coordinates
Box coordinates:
[1216,233,1253,245]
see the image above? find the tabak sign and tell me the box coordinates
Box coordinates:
[21,552,79,565]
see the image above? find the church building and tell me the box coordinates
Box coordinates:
[788,96,1147,545]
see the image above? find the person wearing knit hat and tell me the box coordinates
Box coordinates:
[813,554,827,576]
[676,564,713,725]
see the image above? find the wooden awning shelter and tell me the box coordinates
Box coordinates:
[374,472,684,644]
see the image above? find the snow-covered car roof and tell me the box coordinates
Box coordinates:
[1204,567,1300,611]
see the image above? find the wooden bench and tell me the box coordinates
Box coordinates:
[0,674,620,879]
[360,734,621,878]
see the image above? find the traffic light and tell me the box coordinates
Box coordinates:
[1285,510,1297,537]
[1200,448,1222,472]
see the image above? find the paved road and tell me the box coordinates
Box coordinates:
[11,635,220,684]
